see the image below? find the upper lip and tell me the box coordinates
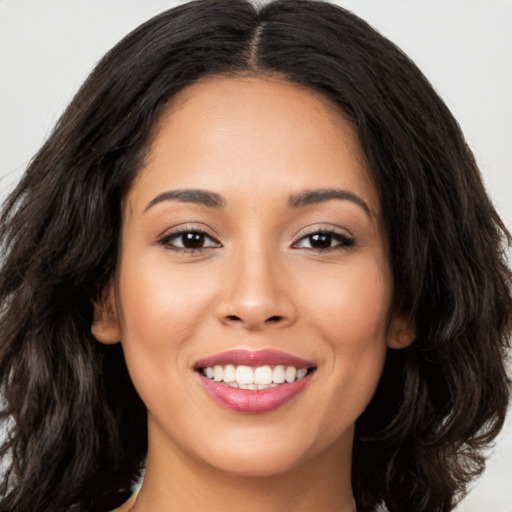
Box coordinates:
[194,349,316,369]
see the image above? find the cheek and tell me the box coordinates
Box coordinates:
[114,252,218,404]
[114,256,218,425]
[306,253,392,341]
[117,254,214,347]
[302,254,391,413]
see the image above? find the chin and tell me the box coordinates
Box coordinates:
[191,421,352,478]
[203,445,310,477]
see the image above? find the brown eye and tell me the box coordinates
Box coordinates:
[308,233,333,249]
[159,230,221,251]
[293,230,355,251]
[181,232,206,249]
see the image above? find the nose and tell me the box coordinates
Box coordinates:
[215,247,297,331]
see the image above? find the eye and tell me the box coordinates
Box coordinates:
[158,229,221,252]
[292,230,355,251]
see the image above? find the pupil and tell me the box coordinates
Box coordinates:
[310,233,331,248]
[183,232,204,249]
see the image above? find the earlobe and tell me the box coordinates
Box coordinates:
[387,314,416,350]
[91,283,121,345]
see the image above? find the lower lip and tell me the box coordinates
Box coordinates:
[198,373,312,413]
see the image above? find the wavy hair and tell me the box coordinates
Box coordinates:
[1,1,510,511]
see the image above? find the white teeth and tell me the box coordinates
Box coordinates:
[254,365,273,385]
[297,368,307,379]
[235,365,254,385]
[285,366,297,383]
[272,365,285,384]
[213,365,223,381]
[223,364,236,383]
[201,364,310,386]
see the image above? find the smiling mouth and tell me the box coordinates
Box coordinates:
[194,349,316,413]
[198,364,312,390]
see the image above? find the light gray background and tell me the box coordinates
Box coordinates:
[0,1,511,510]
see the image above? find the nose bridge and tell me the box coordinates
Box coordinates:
[236,244,279,305]
[216,239,295,329]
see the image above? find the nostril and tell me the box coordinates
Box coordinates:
[221,313,288,326]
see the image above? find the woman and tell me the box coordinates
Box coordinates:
[0,1,510,511]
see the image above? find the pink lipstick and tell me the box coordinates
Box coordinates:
[195,349,316,413]
[195,349,314,369]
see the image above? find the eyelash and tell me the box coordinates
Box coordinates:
[158,227,222,253]
[157,228,355,253]
[291,229,356,251]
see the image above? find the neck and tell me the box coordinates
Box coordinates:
[130,419,356,512]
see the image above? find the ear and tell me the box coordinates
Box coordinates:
[91,282,121,345]
[387,313,415,350]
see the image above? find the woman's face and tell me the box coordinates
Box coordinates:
[95,76,410,477]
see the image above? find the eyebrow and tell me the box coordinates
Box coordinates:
[143,189,225,213]
[288,188,373,218]
[143,187,372,218]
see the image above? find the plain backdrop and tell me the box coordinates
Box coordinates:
[0,1,511,510]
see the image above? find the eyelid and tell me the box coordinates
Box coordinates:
[156,222,220,242]
[293,224,354,240]
[291,226,356,250]
[157,224,222,252]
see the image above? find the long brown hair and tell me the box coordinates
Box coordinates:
[1,1,510,510]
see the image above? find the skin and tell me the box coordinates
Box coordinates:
[93,76,413,512]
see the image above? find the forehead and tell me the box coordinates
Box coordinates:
[128,75,379,215]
